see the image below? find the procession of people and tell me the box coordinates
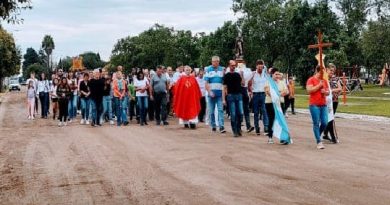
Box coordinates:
[25,55,341,150]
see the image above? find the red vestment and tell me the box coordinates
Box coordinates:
[174,75,202,121]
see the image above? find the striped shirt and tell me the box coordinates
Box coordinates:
[204,65,224,97]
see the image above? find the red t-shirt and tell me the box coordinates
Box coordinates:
[306,76,329,106]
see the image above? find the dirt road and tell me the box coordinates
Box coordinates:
[1,90,390,205]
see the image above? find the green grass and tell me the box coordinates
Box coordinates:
[295,84,390,98]
[295,96,390,117]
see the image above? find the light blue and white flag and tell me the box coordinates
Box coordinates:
[265,69,292,144]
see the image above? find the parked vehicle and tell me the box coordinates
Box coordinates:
[9,77,21,91]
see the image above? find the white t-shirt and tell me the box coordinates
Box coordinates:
[134,78,149,97]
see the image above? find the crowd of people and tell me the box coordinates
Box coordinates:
[25,56,341,149]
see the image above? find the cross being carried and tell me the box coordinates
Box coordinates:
[308,31,333,79]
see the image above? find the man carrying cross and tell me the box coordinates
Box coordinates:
[307,32,332,150]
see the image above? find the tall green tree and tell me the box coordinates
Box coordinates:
[80,52,105,70]
[361,17,390,76]
[0,0,32,23]
[22,47,40,76]
[0,27,21,91]
[57,56,72,72]
[197,21,238,67]
[41,34,55,70]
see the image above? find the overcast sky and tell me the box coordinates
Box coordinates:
[4,0,238,62]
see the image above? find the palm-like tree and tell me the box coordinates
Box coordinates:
[41,35,55,70]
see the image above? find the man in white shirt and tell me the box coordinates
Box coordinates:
[249,60,269,135]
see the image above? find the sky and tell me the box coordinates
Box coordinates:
[4,0,237,62]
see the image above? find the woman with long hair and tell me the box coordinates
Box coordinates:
[50,78,59,120]
[37,73,50,118]
[57,77,71,126]
[67,71,78,122]
[134,71,149,126]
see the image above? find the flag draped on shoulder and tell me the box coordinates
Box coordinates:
[265,68,292,144]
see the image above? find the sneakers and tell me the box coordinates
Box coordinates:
[28,116,31,120]
[212,127,217,132]
[219,127,226,133]
[322,135,332,141]
[80,119,85,125]
[64,122,67,126]
[189,123,196,129]
[58,121,63,127]
[86,120,90,125]
[163,121,169,126]
[184,124,190,128]
[317,142,325,149]
[247,127,254,133]
[268,138,274,144]
[109,120,114,125]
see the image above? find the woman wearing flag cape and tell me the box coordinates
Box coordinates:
[264,67,292,145]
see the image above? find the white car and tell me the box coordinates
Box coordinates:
[9,79,21,91]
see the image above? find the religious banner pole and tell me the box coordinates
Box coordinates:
[308,31,333,80]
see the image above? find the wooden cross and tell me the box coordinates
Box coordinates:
[308,32,333,79]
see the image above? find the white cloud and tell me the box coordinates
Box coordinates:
[4,0,236,62]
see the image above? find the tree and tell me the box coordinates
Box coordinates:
[233,0,286,67]
[198,21,238,67]
[24,63,45,78]
[57,56,72,72]
[80,52,105,70]
[362,17,390,76]
[22,47,40,75]
[111,24,201,69]
[41,34,55,70]
[0,27,21,91]
[0,0,32,23]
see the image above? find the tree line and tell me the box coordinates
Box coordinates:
[111,0,390,86]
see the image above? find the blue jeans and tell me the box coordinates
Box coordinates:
[137,96,148,123]
[39,92,49,117]
[253,92,269,131]
[309,105,328,144]
[91,99,102,125]
[102,96,113,121]
[80,98,90,120]
[114,96,128,125]
[68,94,78,119]
[208,96,224,129]
[227,94,244,134]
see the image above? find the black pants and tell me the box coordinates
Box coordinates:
[154,92,167,123]
[58,98,69,122]
[284,97,295,114]
[241,87,252,129]
[283,95,289,114]
[148,98,154,121]
[290,98,295,113]
[266,103,275,138]
[39,92,49,117]
[35,96,39,114]
[324,101,339,141]
[281,102,286,115]
[198,96,206,122]
[129,99,136,120]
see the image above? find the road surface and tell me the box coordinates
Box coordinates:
[1,90,390,205]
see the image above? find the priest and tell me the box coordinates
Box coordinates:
[174,66,202,129]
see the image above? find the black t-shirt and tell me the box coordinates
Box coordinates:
[79,80,89,98]
[89,78,105,101]
[223,72,242,94]
[103,82,111,96]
